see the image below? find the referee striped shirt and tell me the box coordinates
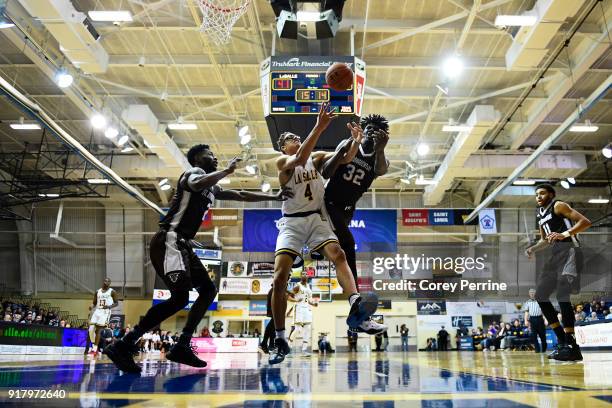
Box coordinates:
[525,299,542,317]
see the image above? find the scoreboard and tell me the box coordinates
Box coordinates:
[261,56,366,150]
[270,72,354,114]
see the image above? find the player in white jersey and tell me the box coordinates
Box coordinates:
[270,103,387,365]
[288,272,319,355]
[88,278,118,355]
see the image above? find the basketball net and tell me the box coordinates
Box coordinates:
[196,0,250,45]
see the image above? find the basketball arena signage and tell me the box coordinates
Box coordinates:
[270,56,354,70]
[242,209,397,253]
[402,209,479,226]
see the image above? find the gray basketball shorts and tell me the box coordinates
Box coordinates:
[275,212,338,260]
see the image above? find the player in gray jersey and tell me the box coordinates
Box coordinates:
[525,183,592,361]
[269,102,387,365]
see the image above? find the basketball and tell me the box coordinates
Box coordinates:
[326,62,354,91]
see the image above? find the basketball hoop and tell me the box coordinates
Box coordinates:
[196,0,250,45]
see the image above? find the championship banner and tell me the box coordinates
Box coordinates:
[242,209,397,253]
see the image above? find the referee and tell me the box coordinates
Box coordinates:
[524,288,547,353]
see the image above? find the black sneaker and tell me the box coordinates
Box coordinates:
[547,344,562,359]
[166,343,207,368]
[554,343,583,362]
[268,338,290,365]
[104,340,141,374]
[346,292,378,329]
[259,343,269,354]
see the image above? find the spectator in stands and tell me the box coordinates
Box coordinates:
[253,328,260,338]
[112,324,121,339]
[575,312,584,324]
[227,332,234,338]
[12,313,22,323]
[59,320,66,328]
[34,315,43,324]
[425,338,437,351]
[586,312,600,322]
[606,307,612,319]
[400,324,409,352]
[498,323,512,349]
[4,313,11,322]
[481,324,498,351]
[437,326,449,351]
[98,327,114,352]
[575,304,586,321]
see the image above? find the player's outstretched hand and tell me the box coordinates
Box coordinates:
[315,102,337,131]
[225,156,242,174]
[346,121,364,144]
[373,130,389,152]
[276,187,294,201]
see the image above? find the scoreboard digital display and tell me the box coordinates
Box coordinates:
[260,56,366,150]
[270,72,354,114]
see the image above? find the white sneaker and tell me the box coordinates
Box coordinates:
[353,318,387,335]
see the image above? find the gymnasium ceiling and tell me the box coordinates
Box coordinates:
[0,0,610,211]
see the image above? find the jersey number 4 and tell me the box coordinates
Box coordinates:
[343,164,365,186]
[304,183,313,201]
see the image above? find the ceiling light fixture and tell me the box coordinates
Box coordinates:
[10,117,41,130]
[601,144,612,159]
[160,183,172,191]
[442,55,464,79]
[567,177,576,185]
[238,125,249,137]
[560,180,570,189]
[88,179,111,184]
[240,134,252,145]
[513,179,536,186]
[494,14,537,27]
[260,180,271,192]
[168,122,197,130]
[117,135,129,146]
[569,120,598,133]
[158,178,169,186]
[55,70,74,88]
[104,127,119,139]
[91,114,107,129]
[416,143,430,156]
[88,10,133,22]
[245,164,257,175]
[121,147,134,153]
[588,197,610,204]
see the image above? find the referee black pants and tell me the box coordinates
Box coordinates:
[529,316,547,352]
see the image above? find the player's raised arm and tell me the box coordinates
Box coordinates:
[215,187,293,202]
[185,157,241,192]
[319,122,363,178]
[277,102,337,172]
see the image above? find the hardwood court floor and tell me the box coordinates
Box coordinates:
[0,350,609,407]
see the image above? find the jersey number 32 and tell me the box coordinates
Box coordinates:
[343,164,365,186]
